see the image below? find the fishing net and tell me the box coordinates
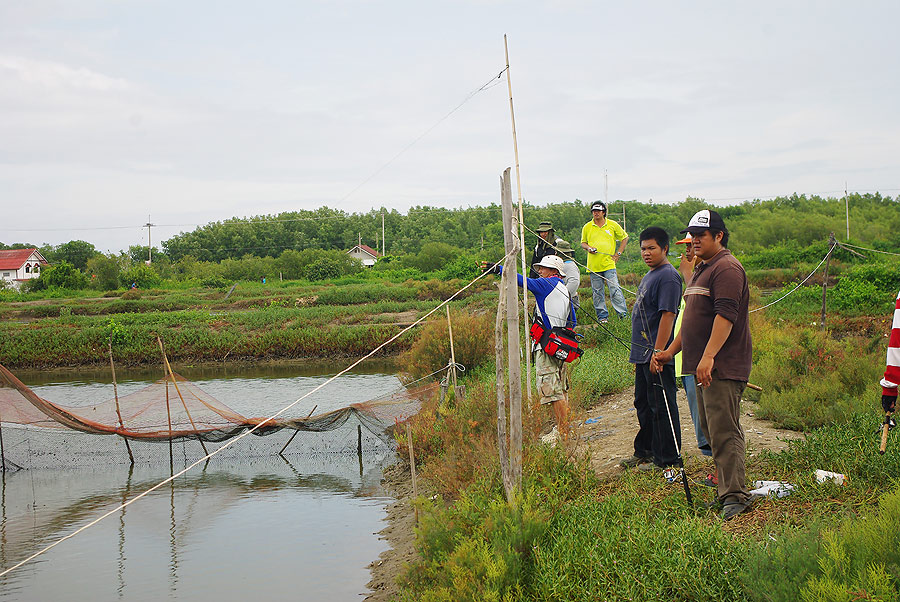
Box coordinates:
[0,363,432,470]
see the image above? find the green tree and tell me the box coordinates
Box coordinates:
[120,263,162,288]
[86,254,121,290]
[54,240,98,270]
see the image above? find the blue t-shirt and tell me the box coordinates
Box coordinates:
[629,262,682,364]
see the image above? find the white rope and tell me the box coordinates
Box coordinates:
[0,250,514,579]
[749,244,834,313]
[838,242,900,258]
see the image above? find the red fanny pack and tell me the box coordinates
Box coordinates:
[529,322,583,363]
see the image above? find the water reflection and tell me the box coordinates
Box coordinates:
[0,365,405,601]
[0,455,393,601]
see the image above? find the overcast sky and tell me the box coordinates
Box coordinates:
[1,1,898,253]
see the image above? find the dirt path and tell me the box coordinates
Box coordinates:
[575,386,802,478]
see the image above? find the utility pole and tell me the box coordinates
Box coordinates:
[144,215,154,264]
[382,211,386,255]
[844,182,850,240]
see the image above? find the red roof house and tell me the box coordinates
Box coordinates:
[0,249,49,286]
[347,244,381,267]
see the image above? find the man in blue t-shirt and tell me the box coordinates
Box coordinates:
[620,227,683,470]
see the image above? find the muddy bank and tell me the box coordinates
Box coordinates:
[366,462,420,602]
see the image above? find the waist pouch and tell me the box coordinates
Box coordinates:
[529,322,583,363]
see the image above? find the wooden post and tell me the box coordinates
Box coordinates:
[498,167,523,500]
[278,404,317,456]
[446,306,462,400]
[165,379,173,475]
[406,421,418,524]
[496,255,511,494]
[504,34,532,401]
[0,409,5,473]
[821,233,835,332]
[109,339,134,465]
[157,337,209,457]
[357,424,364,476]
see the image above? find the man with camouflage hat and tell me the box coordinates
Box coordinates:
[529,221,562,278]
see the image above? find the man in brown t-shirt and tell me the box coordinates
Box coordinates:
[652,209,753,520]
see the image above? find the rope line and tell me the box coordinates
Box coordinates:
[749,243,835,313]
[838,242,900,257]
[337,67,508,203]
[0,248,515,579]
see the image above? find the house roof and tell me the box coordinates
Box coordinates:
[348,244,380,258]
[0,248,47,271]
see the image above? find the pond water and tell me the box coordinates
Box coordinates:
[0,361,406,601]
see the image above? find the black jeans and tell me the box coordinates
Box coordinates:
[633,362,681,467]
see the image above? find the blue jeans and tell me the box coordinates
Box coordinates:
[589,269,627,321]
[682,374,712,456]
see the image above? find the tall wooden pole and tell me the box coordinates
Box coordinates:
[446,306,458,393]
[499,168,523,498]
[504,34,532,400]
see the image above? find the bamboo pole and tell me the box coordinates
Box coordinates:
[504,34,532,401]
[0,409,5,473]
[165,379,173,475]
[157,337,209,456]
[499,167,523,497]
[446,306,459,395]
[108,340,134,465]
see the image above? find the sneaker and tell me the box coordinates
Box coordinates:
[540,427,559,447]
[619,455,651,468]
[599,318,609,324]
[617,313,628,320]
[703,473,718,488]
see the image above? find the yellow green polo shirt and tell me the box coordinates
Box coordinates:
[580,218,627,272]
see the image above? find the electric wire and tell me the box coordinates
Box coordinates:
[838,242,900,257]
[0,247,515,579]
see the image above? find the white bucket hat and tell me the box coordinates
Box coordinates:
[533,255,566,275]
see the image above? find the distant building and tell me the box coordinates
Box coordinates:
[0,248,49,288]
[347,244,380,267]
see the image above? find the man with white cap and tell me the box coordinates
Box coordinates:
[483,255,575,438]
[581,201,629,323]
[652,209,753,520]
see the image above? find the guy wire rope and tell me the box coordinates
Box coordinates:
[0,248,516,579]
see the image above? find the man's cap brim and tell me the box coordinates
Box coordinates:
[680,226,709,234]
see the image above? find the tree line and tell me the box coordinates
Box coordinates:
[2,192,897,291]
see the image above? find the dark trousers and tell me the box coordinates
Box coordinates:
[633,362,681,467]
[696,377,750,505]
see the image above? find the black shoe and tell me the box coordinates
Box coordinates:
[619,455,651,468]
[720,495,761,521]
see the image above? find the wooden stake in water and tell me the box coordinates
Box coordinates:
[109,339,134,465]
[157,337,209,457]
[278,404,318,456]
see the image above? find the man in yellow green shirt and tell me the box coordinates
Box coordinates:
[580,200,629,323]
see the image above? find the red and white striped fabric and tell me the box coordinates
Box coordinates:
[883,290,900,397]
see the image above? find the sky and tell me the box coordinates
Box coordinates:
[1,1,898,253]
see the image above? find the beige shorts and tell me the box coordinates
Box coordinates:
[535,350,568,404]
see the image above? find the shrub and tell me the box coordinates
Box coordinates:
[121,289,141,301]
[27,261,89,291]
[751,320,881,430]
[120,263,162,289]
[305,258,341,281]
[400,310,493,379]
